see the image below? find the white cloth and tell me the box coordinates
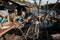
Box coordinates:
[0,9,9,16]
[0,26,10,29]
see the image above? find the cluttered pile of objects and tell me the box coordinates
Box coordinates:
[0,0,60,40]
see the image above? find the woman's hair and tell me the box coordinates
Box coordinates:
[0,15,3,19]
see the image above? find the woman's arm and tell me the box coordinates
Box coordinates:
[7,16,11,22]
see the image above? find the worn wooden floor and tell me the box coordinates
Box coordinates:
[0,34,23,40]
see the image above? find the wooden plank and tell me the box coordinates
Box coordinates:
[51,34,60,40]
[0,23,24,37]
[0,22,24,37]
[0,25,15,37]
[51,34,60,37]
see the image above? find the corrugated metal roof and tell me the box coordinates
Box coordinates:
[11,0,26,5]
[10,0,28,7]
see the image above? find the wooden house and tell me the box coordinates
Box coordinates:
[0,0,28,14]
[42,2,60,15]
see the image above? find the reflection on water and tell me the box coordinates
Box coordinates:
[32,10,55,16]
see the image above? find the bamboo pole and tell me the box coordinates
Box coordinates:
[37,0,42,39]
[33,0,42,39]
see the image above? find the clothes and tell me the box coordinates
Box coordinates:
[39,21,53,30]
[2,19,8,24]
[17,17,23,22]
[0,10,9,16]
[21,16,25,19]
[44,21,53,27]
[0,16,3,23]
[21,11,25,18]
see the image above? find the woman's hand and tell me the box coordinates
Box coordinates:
[3,21,11,26]
[23,18,28,23]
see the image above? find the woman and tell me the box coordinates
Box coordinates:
[13,15,23,25]
[0,15,3,27]
[2,16,11,26]
[0,15,3,23]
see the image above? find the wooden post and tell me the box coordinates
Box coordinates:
[38,0,42,15]
[37,0,42,39]
[32,0,42,39]
[46,1,48,14]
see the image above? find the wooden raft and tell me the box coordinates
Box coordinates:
[0,25,15,37]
